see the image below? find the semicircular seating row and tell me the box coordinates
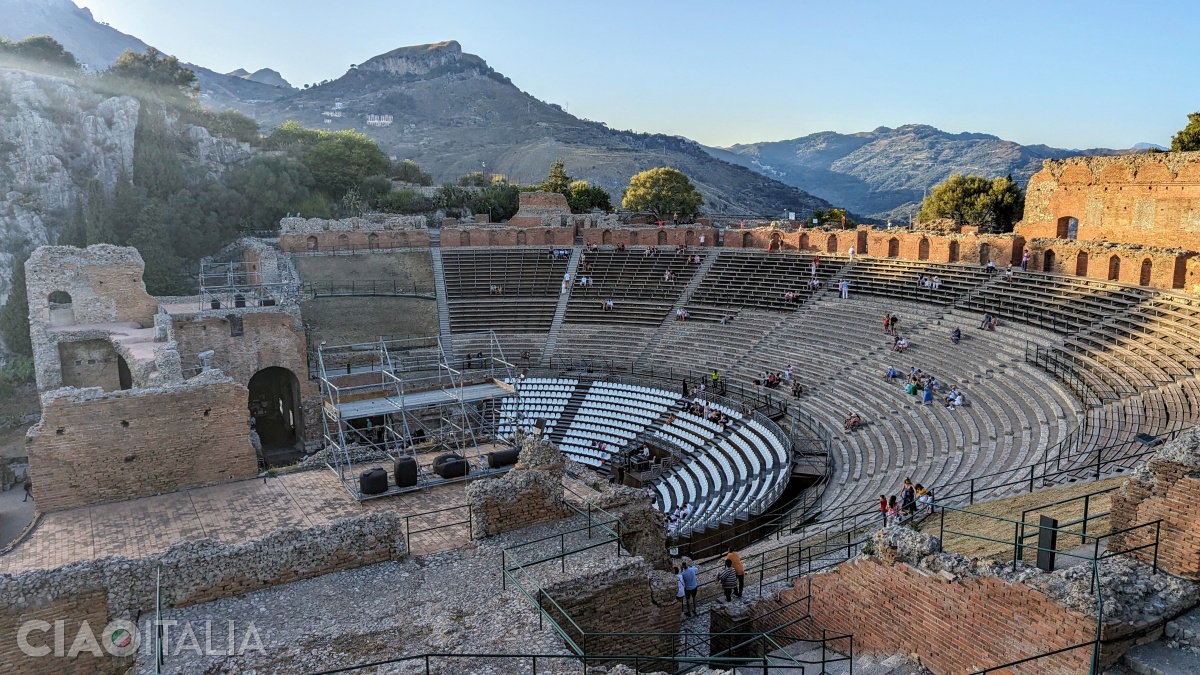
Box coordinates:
[496,378,791,535]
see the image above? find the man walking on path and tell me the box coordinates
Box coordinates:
[725,547,745,597]
[718,559,739,602]
[22,478,32,502]
[681,561,700,616]
[839,279,850,299]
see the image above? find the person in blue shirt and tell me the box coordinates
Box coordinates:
[680,562,700,617]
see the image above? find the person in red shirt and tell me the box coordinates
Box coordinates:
[879,494,888,525]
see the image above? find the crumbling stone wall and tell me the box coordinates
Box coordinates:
[0,511,407,675]
[581,225,719,248]
[1025,238,1191,288]
[539,562,680,661]
[569,463,670,570]
[26,371,257,512]
[171,308,308,386]
[25,245,159,392]
[508,191,572,227]
[739,528,1195,674]
[278,215,429,253]
[440,225,576,247]
[1021,151,1200,250]
[1111,427,1200,579]
[467,434,571,538]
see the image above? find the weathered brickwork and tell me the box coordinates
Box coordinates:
[440,226,576,247]
[581,226,718,248]
[467,434,571,538]
[278,215,430,253]
[26,372,257,512]
[1021,151,1200,250]
[1110,444,1200,579]
[1025,238,1191,287]
[0,512,407,675]
[508,191,572,226]
[171,309,308,387]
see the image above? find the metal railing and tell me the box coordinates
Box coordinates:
[301,279,436,298]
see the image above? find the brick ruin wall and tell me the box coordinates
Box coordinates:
[171,309,308,386]
[467,434,572,538]
[0,511,407,675]
[1025,238,1192,288]
[278,215,430,253]
[539,565,681,662]
[26,371,258,512]
[1021,151,1200,250]
[1110,428,1200,579]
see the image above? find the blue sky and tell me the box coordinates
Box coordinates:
[78,0,1198,149]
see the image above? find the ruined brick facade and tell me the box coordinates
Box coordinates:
[278,215,430,253]
[508,191,573,227]
[26,373,257,512]
[1110,455,1200,579]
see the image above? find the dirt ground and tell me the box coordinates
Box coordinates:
[294,251,434,290]
[301,297,439,346]
[919,476,1125,561]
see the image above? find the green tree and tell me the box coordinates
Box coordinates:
[132,108,186,200]
[470,182,521,221]
[60,198,87,247]
[358,174,394,208]
[302,129,390,199]
[811,207,856,228]
[620,167,704,219]
[0,251,32,358]
[541,159,572,194]
[392,159,433,186]
[1171,112,1200,152]
[381,189,433,214]
[263,120,323,154]
[435,184,472,212]
[459,171,489,187]
[0,36,79,69]
[210,109,260,145]
[916,174,1024,233]
[84,179,114,245]
[227,155,313,231]
[565,180,611,213]
[109,47,199,96]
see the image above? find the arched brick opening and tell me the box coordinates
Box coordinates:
[826,234,837,253]
[1140,258,1153,286]
[306,236,318,251]
[629,230,639,246]
[1108,255,1121,281]
[337,233,349,250]
[917,238,930,261]
[685,230,695,247]
[544,230,555,246]
[887,238,899,258]
[487,230,499,246]
[979,242,991,265]
[249,366,303,468]
[1056,216,1080,240]
[367,233,379,250]
[461,231,472,246]
[769,233,782,252]
[657,230,668,245]
[48,290,74,327]
[1044,249,1056,272]
[799,233,809,250]
[1075,252,1089,277]
[602,230,612,246]
[516,230,526,246]
[742,232,753,248]
[948,240,959,263]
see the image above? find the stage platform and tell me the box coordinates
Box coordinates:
[332,382,511,420]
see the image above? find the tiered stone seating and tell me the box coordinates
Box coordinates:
[552,325,656,366]
[557,382,676,466]
[840,259,992,305]
[562,249,702,327]
[443,249,568,333]
[496,378,577,436]
[958,271,1148,334]
[688,251,845,311]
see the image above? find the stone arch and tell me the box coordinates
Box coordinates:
[629,230,639,246]
[460,230,472,246]
[48,290,75,327]
[887,238,899,258]
[337,233,349,250]
[1075,252,1089,277]
[685,230,695,247]
[1140,258,1153,286]
[602,230,613,246]
[1044,249,1056,272]
[799,233,810,250]
[769,232,782,252]
[1108,254,1121,281]
[367,233,379,250]
[657,230,668,245]
[979,242,991,265]
[917,238,930,261]
[742,232,754,248]
[826,234,838,253]
[948,240,960,263]
[1056,216,1079,240]
[544,229,555,246]
[117,354,132,391]
[487,230,499,246]
[248,367,303,468]
[516,230,526,246]
[306,236,318,251]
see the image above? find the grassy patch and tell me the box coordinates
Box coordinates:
[919,476,1126,561]
[301,297,438,346]
[294,251,434,291]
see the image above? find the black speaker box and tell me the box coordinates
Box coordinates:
[359,467,388,495]
[433,453,470,479]
[485,448,520,469]
[394,456,418,488]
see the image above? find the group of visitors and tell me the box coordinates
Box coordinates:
[916,274,942,290]
[837,278,851,299]
[548,248,571,260]
[643,246,669,258]
[904,367,939,406]
[673,547,746,617]
[663,270,679,283]
[978,313,999,330]
[487,284,505,295]
[674,308,692,321]
[943,385,965,411]
[880,478,935,526]
[666,502,693,534]
[883,313,901,336]
[601,299,616,311]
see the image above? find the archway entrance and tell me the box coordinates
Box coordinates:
[1075,252,1089,277]
[1108,255,1121,281]
[460,231,471,246]
[948,241,959,263]
[799,233,809,250]
[602,230,612,245]
[516,230,526,246]
[1140,258,1153,286]
[1056,216,1079,239]
[742,232,753,248]
[657,230,668,245]
[1044,249,1056,272]
[367,233,379,250]
[826,234,837,253]
[248,367,303,468]
[337,233,349,250]
[887,238,899,258]
[769,233,782,252]
[117,355,132,391]
[306,236,318,252]
[978,243,990,265]
[917,238,930,261]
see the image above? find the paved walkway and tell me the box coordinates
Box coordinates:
[0,467,472,574]
[0,483,35,549]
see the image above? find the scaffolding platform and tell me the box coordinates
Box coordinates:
[330,382,512,420]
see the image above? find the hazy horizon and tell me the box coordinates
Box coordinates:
[69,0,1200,150]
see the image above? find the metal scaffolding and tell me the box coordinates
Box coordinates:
[316,331,518,500]
[198,259,291,310]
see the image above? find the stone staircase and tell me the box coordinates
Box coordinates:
[546,381,593,443]
[1112,606,1200,674]
[428,229,453,350]
[540,245,583,366]
[633,250,721,369]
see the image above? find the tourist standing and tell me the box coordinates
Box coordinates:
[675,566,686,615]
[922,380,934,406]
[1021,250,1030,271]
[879,494,888,525]
[725,547,745,597]
[681,561,700,616]
[718,560,739,602]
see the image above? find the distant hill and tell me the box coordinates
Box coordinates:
[238,41,835,217]
[0,0,290,107]
[226,67,294,90]
[705,125,1142,221]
